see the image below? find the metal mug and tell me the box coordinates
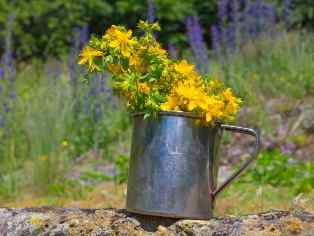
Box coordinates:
[126,111,261,219]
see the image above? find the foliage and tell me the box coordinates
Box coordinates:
[48,179,91,199]
[0,0,211,60]
[79,21,241,123]
[217,182,314,215]
[210,31,314,106]
[0,0,113,59]
[242,150,314,193]
[0,62,129,198]
[114,155,129,184]
[80,170,111,183]
[2,0,314,61]
[283,0,314,28]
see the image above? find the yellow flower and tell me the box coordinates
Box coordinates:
[38,155,48,161]
[221,88,241,119]
[251,73,258,80]
[205,113,213,123]
[148,44,168,58]
[137,82,151,94]
[78,46,103,72]
[104,25,136,57]
[61,140,69,148]
[108,63,124,75]
[129,55,140,66]
[208,79,223,91]
[160,96,180,111]
[78,21,242,125]
[174,60,196,77]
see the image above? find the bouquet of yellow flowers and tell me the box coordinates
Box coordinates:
[79,20,241,124]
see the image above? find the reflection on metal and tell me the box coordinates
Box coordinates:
[126,112,261,219]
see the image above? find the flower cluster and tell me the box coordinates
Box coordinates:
[78,20,241,124]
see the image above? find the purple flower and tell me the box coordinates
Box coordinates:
[0,12,17,116]
[218,0,229,25]
[82,95,90,115]
[283,0,292,29]
[79,25,89,49]
[2,100,10,113]
[186,16,209,74]
[168,43,178,59]
[225,23,236,52]
[212,0,281,65]
[3,14,15,68]
[229,0,239,24]
[9,91,16,101]
[210,25,222,57]
[93,103,102,123]
[0,68,4,79]
[281,143,296,155]
[239,0,247,8]
[69,25,90,87]
[147,0,156,23]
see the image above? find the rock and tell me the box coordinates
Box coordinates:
[0,208,313,235]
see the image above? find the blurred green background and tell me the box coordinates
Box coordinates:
[0,0,313,214]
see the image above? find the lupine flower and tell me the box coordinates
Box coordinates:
[9,91,16,101]
[218,0,229,25]
[93,103,102,123]
[210,25,224,63]
[212,0,279,60]
[147,0,156,23]
[68,28,80,87]
[225,23,236,52]
[2,100,10,113]
[210,25,221,52]
[69,25,90,88]
[82,93,90,115]
[167,43,178,59]
[283,0,292,29]
[0,68,4,79]
[79,25,89,49]
[0,12,17,120]
[229,0,239,24]
[2,14,15,69]
[186,16,209,74]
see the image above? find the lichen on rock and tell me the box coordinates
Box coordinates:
[0,207,313,235]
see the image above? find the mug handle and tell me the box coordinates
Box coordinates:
[212,124,261,198]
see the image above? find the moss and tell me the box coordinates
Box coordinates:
[30,214,45,229]
[281,217,302,235]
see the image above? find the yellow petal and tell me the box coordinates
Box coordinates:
[205,113,212,123]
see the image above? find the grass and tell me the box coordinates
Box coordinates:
[211,31,314,104]
[0,62,131,199]
[2,180,313,217]
[1,30,314,209]
[216,183,314,216]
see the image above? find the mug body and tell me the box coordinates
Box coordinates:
[126,112,222,219]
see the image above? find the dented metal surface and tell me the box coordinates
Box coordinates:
[127,112,260,219]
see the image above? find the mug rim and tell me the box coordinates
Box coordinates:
[132,111,223,126]
[132,111,201,119]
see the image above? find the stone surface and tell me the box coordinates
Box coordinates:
[0,207,313,235]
